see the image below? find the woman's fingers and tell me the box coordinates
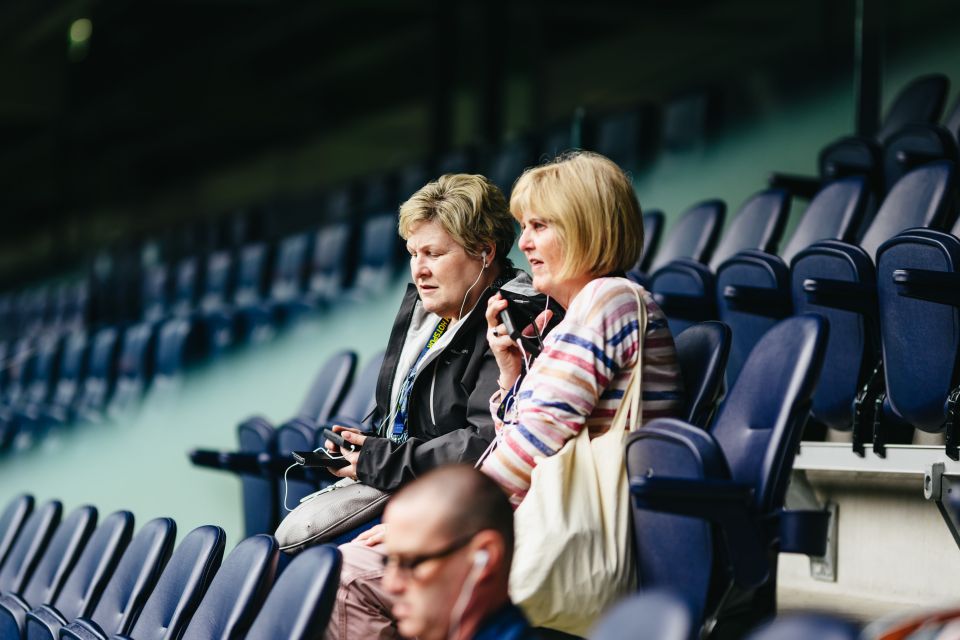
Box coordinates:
[485,293,509,328]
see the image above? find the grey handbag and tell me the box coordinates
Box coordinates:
[274,478,390,553]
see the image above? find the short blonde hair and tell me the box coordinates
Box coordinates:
[398,174,516,265]
[510,151,644,280]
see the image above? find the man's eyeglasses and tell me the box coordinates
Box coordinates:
[381,532,477,578]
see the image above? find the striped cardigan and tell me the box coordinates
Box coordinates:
[481,277,684,507]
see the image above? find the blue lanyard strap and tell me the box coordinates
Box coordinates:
[390,318,450,444]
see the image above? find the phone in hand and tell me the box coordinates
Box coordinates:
[321,429,357,452]
[292,450,350,470]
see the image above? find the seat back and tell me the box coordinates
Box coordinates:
[585,103,659,172]
[354,214,402,295]
[87,517,176,636]
[270,233,311,302]
[50,511,134,624]
[882,123,959,192]
[309,223,354,303]
[24,333,62,406]
[708,190,791,270]
[154,318,202,380]
[126,525,226,640]
[74,327,121,418]
[171,258,200,316]
[49,332,87,410]
[296,350,358,423]
[325,350,386,433]
[233,243,269,307]
[199,251,234,312]
[181,535,278,640]
[245,545,341,640]
[141,265,169,324]
[780,177,870,264]
[637,210,665,274]
[712,315,828,513]
[4,337,34,405]
[0,495,33,572]
[674,321,731,428]
[648,200,726,273]
[876,229,960,432]
[945,94,960,144]
[876,73,950,143]
[436,147,477,175]
[109,323,157,413]
[20,506,97,609]
[487,136,536,195]
[590,590,694,640]
[397,161,430,202]
[0,500,61,595]
[858,160,955,260]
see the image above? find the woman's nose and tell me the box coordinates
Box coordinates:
[518,227,533,250]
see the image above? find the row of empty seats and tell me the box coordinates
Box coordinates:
[0,494,341,640]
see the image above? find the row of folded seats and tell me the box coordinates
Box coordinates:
[0,494,341,640]
[0,318,202,455]
[634,74,960,458]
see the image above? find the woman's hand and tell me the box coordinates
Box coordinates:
[355,523,387,547]
[327,425,367,480]
[486,293,524,390]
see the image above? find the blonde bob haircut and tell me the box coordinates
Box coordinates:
[510,151,644,280]
[398,173,516,266]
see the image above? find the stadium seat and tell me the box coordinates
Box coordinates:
[875,215,960,458]
[140,265,169,326]
[397,161,430,201]
[303,222,356,309]
[0,500,62,597]
[263,232,313,325]
[195,250,236,356]
[771,73,950,197]
[791,161,956,452]
[436,147,478,176]
[627,200,725,286]
[20,332,88,442]
[0,334,61,451]
[539,118,577,160]
[627,315,829,636]
[274,351,385,513]
[54,518,176,640]
[650,189,791,334]
[674,321,731,428]
[352,214,403,298]
[99,525,225,640]
[169,258,200,319]
[230,243,272,344]
[636,210,665,275]
[152,318,203,383]
[71,327,122,424]
[745,614,860,640]
[0,505,97,636]
[486,136,537,195]
[180,535,278,640]
[1,337,35,409]
[0,495,33,573]
[106,323,157,418]
[189,350,358,536]
[583,102,659,174]
[244,545,341,640]
[20,512,139,640]
[715,176,869,384]
[590,590,694,640]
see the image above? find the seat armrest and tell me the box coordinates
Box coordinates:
[777,509,831,556]
[768,173,823,199]
[801,277,876,313]
[630,476,769,588]
[25,604,67,640]
[60,618,109,640]
[188,449,262,475]
[721,284,791,318]
[652,291,713,322]
[892,268,960,307]
[895,148,946,172]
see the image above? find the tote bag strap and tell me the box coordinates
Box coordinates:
[607,285,648,438]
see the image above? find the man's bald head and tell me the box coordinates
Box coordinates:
[387,465,514,564]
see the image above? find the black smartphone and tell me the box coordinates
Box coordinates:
[321,429,357,452]
[292,450,350,470]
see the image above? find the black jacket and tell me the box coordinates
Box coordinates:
[356,269,540,492]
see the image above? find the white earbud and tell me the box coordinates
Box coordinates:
[473,549,489,568]
[480,250,489,268]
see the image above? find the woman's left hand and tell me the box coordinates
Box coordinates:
[355,523,387,547]
[329,428,367,480]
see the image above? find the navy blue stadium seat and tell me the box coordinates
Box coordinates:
[650,190,791,335]
[21,512,138,640]
[244,545,341,640]
[140,265,169,325]
[230,243,273,344]
[882,120,959,193]
[23,332,88,440]
[0,495,33,573]
[486,136,537,196]
[0,505,97,637]
[152,318,203,383]
[590,590,694,640]
[875,216,960,458]
[791,161,956,452]
[583,102,659,173]
[745,614,860,640]
[0,334,62,451]
[180,535,278,640]
[539,119,576,160]
[436,147,478,175]
[636,210,665,275]
[55,518,175,640]
[169,258,200,319]
[353,214,403,298]
[189,350,358,536]
[303,223,355,309]
[263,232,313,325]
[715,177,869,385]
[106,323,158,418]
[674,321,731,428]
[195,250,237,355]
[627,315,829,636]
[71,327,122,424]
[628,200,725,286]
[275,351,384,513]
[0,500,62,597]
[101,525,225,640]
[397,161,430,202]
[771,74,950,197]
[2,337,35,408]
